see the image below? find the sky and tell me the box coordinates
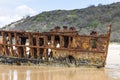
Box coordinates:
[0,0,120,27]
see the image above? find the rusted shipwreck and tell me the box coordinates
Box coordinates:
[0,25,111,67]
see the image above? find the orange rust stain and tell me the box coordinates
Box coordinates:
[0,38,2,43]
[0,38,3,51]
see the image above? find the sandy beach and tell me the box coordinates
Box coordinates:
[0,43,120,80]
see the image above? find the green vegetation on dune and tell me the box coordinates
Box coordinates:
[2,2,120,42]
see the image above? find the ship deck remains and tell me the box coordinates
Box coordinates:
[0,25,111,67]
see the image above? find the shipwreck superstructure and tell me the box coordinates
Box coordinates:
[0,25,111,67]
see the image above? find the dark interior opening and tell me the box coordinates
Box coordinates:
[70,37,73,42]
[39,38,44,46]
[21,37,27,45]
[90,38,97,49]
[20,37,27,57]
[55,35,60,45]
[33,38,37,58]
[64,36,69,48]
[39,38,44,58]
[40,48,44,59]
[33,38,36,45]
[55,36,60,41]
[47,36,51,41]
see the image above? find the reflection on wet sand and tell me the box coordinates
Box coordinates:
[0,43,120,80]
[0,66,105,80]
[30,67,107,80]
[0,65,119,80]
[26,70,30,80]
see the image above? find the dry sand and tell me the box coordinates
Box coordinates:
[0,43,119,80]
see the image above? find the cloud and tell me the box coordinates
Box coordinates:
[15,5,37,16]
[0,5,37,28]
[108,0,120,2]
[114,0,120,2]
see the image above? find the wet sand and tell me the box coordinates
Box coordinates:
[0,43,120,80]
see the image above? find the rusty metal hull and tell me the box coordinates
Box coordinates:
[0,26,111,67]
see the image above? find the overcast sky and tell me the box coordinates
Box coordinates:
[0,0,120,27]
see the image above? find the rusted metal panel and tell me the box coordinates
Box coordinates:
[0,25,111,67]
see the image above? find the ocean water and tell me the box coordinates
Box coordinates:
[0,43,120,80]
